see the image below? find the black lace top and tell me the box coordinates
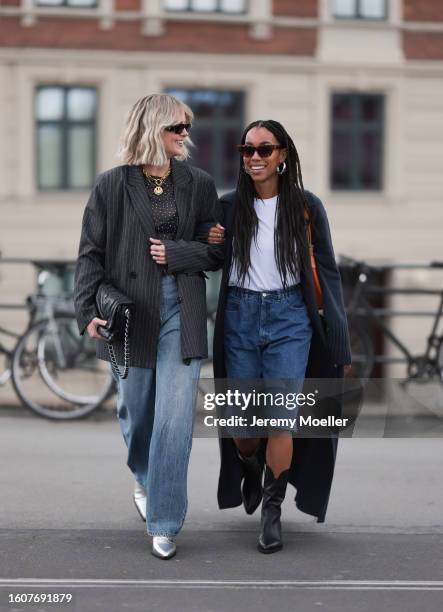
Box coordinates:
[141,168,179,241]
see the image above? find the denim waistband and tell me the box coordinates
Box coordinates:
[161,269,176,278]
[227,284,301,300]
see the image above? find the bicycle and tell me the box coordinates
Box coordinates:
[341,255,443,384]
[0,258,114,419]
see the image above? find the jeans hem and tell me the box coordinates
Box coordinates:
[147,531,177,538]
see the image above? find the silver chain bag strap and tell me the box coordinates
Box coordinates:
[96,282,134,379]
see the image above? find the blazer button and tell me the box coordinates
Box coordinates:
[129,271,137,279]
[177,296,183,304]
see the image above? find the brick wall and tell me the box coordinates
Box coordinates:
[272,0,317,18]
[403,32,443,60]
[403,0,443,22]
[0,18,316,56]
[115,0,140,10]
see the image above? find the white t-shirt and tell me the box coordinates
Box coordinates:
[228,196,300,291]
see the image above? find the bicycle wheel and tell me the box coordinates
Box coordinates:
[348,322,375,379]
[11,315,114,420]
[437,338,443,380]
[38,316,115,405]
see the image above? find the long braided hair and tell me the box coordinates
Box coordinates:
[232,120,310,288]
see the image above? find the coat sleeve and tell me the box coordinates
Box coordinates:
[194,221,214,242]
[194,191,229,242]
[162,176,225,273]
[309,194,351,365]
[73,181,107,335]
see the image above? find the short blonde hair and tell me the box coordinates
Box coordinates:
[119,94,194,166]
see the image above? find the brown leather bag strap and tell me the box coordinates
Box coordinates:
[303,207,323,308]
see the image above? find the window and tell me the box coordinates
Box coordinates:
[163,0,247,14]
[34,0,97,7]
[333,0,386,20]
[330,93,384,191]
[35,86,97,190]
[166,89,245,190]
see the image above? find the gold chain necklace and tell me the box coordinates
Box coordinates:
[142,167,171,196]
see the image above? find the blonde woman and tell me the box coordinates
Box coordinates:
[74,94,224,559]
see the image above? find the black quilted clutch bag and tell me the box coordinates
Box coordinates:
[96,282,134,379]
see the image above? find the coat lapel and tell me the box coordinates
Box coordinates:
[171,158,194,238]
[124,165,156,238]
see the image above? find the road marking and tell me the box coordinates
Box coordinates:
[1,579,443,591]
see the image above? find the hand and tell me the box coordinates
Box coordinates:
[150,238,167,265]
[87,317,108,340]
[208,223,225,245]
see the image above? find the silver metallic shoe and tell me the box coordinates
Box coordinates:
[133,482,147,522]
[151,536,176,560]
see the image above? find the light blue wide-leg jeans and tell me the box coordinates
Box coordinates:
[112,275,201,537]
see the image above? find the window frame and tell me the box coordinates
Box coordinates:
[165,87,245,190]
[163,0,249,16]
[35,84,97,191]
[33,0,98,7]
[332,0,387,21]
[329,92,385,192]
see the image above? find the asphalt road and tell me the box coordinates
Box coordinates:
[0,410,442,612]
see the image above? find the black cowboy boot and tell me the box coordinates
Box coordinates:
[237,445,265,515]
[257,466,290,554]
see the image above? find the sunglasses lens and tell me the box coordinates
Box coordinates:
[238,146,255,157]
[167,123,191,134]
[258,146,275,157]
[238,145,278,157]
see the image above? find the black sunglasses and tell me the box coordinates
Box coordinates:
[237,144,284,158]
[165,123,192,134]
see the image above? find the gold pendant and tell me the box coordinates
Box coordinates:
[154,186,163,195]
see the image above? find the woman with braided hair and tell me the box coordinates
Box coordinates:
[209,119,351,553]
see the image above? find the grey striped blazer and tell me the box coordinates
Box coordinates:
[74,159,224,368]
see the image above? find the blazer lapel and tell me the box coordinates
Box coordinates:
[171,158,193,239]
[124,165,156,238]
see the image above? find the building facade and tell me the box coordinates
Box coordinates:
[1,0,442,371]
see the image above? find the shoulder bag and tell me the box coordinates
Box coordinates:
[96,282,134,379]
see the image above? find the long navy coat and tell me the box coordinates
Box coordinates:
[213,190,352,523]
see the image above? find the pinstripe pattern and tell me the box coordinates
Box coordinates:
[74,159,224,369]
